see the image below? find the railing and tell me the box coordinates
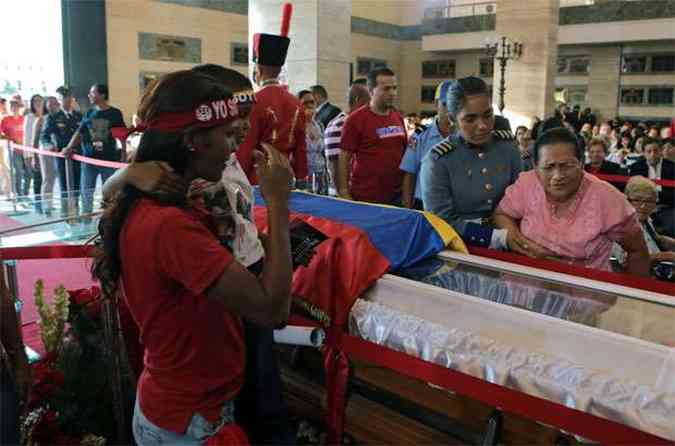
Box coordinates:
[424,1,497,20]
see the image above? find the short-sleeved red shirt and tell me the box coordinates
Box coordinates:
[0,115,24,144]
[120,198,244,434]
[340,105,407,203]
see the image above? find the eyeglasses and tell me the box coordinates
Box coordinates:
[628,197,657,207]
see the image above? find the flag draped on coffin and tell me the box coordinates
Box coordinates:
[254,190,466,326]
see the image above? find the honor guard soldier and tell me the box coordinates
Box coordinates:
[237,3,308,186]
[420,77,521,249]
[400,80,453,209]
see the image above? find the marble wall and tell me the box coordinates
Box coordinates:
[104,0,674,123]
[106,0,248,121]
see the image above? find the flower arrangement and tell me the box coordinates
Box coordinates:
[21,282,119,445]
[34,280,69,355]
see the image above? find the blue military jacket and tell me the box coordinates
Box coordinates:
[41,109,83,149]
[399,120,446,200]
[420,131,521,241]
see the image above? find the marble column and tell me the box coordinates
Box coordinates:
[494,0,560,127]
[249,0,352,110]
[587,46,621,121]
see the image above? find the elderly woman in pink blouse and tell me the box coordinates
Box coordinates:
[493,127,650,276]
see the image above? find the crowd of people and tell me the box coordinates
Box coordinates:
[0,85,126,221]
[1,20,675,445]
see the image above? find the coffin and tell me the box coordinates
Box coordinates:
[284,249,675,444]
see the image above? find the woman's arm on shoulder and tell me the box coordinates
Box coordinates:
[102,161,187,202]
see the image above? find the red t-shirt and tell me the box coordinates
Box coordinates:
[340,105,407,203]
[120,198,244,434]
[0,115,24,144]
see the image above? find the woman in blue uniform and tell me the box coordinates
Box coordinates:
[420,76,522,250]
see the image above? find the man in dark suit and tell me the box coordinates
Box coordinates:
[585,137,626,191]
[629,137,675,236]
[311,85,342,129]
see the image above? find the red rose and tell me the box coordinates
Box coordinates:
[68,286,101,307]
[69,286,103,319]
[29,361,65,409]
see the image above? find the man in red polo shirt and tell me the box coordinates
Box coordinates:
[338,67,407,204]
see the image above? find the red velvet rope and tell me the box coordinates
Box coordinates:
[468,246,675,297]
[595,173,675,188]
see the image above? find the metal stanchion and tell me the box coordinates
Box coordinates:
[65,157,77,223]
[1,257,40,362]
[5,141,28,217]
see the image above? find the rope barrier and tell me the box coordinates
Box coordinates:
[596,172,675,188]
[9,143,128,170]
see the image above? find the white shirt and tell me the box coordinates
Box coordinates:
[190,154,264,267]
[648,159,663,193]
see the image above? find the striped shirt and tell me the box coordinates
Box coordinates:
[323,111,347,157]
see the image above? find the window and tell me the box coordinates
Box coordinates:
[622,56,647,73]
[557,58,568,74]
[479,58,494,77]
[157,38,187,61]
[648,88,674,105]
[230,43,248,66]
[651,55,675,73]
[422,60,455,79]
[621,88,645,105]
[356,57,387,76]
[554,87,587,108]
[421,86,436,103]
[557,56,590,75]
[569,58,590,74]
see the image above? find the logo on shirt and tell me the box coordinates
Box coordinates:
[376,126,406,139]
[196,104,213,122]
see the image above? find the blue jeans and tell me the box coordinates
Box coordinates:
[132,397,236,445]
[81,163,115,214]
[1,365,20,445]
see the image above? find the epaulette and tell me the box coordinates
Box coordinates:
[431,140,455,159]
[493,129,515,141]
[413,123,428,137]
[408,124,429,151]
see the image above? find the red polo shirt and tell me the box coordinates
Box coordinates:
[120,198,244,434]
[340,105,406,203]
[0,115,24,144]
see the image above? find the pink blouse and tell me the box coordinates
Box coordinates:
[497,171,640,271]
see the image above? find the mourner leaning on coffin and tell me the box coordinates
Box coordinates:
[493,127,650,275]
[420,76,521,250]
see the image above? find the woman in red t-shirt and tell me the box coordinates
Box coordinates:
[92,70,293,445]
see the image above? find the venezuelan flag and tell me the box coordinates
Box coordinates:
[254,190,466,326]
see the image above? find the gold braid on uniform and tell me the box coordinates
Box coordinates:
[413,123,428,136]
[431,140,455,159]
[492,129,515,141]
